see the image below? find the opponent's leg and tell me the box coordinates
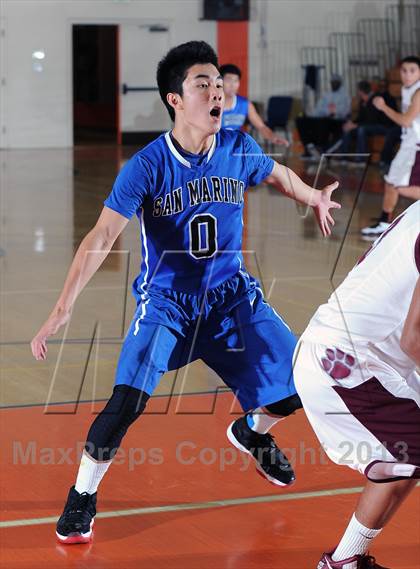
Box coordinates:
[397,184,420,200]
[383,181,399,216]
[294,341,420,568]
[361,183,420,237]
[319,479,417,569]
[361,147,419,236]
[361,182,395,237]
[355,477,417,529]
[379,125,401,169]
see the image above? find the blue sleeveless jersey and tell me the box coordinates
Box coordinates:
[104,129,274,297]
[221,95,249,129]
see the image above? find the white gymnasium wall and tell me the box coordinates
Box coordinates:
[248,0,398,103]
[0,0,400,149]
[0,0,216,149]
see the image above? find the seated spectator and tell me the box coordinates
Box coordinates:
[335,79,398,165]
[296,73,351,158]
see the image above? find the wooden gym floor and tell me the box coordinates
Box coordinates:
[0,144,418,568]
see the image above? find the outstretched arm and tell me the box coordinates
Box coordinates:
[401,277,420,365]
[373,90,420,128]
[31,207,129,360]
[269,162,340,236]
[247,102,289,146]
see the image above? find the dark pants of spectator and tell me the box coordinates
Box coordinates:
[381,125,401,165]
[339,124,401,163]
[295,117,344,151]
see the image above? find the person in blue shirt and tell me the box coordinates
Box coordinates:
[31,41,340,545]
[221,63,289,146]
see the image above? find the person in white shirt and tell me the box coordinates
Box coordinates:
[294,202,420,568]
[361,56,420,236]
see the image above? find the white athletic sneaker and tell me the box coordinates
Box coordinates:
[360,221,391,236]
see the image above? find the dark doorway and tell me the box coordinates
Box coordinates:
[72,25,119,145]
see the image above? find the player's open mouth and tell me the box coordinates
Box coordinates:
[210,106,221,118]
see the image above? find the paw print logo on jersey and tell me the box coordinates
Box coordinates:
[321,348,355,380]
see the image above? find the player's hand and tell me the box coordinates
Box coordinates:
[31,309,71,361]
[328,103,336,115]
[271,133,289,146]
[343,120,356,132]
[313,181,341,237]
[373,96,386,111]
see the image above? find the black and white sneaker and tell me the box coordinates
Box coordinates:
[56,486,97,544]
[360,220,391,236]
[227,416,295,486]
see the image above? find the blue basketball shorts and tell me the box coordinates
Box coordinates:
[114,271,297,411]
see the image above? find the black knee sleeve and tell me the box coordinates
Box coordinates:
[85,385,149,461]
[264,394,302,417]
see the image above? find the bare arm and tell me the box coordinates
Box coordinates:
[401,277,420,365]
[373,90,420,128]
[247,102,289,146]
[31,207,129,360]
[270,161,340,236]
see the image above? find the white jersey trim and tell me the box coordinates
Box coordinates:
[165,131,191,168]
[164,131,217,168]
[206,134,217,162]
[134,209,151,335]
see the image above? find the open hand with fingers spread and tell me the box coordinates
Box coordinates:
[312,181,341,236]
[31,308,71,361]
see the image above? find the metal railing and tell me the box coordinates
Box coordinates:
[298,2,419,105]
[328,33,373,94]
[356,18,396,73]
[384,40,419,65]
[385,3,420,57]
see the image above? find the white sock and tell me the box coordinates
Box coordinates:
[246,407,284,434]
[75,450,112,495]
[332,513,382,569]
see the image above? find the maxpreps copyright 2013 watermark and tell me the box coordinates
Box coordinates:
[12,440,332,472]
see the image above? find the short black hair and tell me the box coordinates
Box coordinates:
[219,64,242,78]
[400,55,420,68]
[357,80,371,94]
[156,41,219,121]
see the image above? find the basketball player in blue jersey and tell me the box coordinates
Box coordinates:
[221,63,289,146]
[31,41,340,545]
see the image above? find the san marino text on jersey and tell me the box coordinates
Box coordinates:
[152,176,245,217]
